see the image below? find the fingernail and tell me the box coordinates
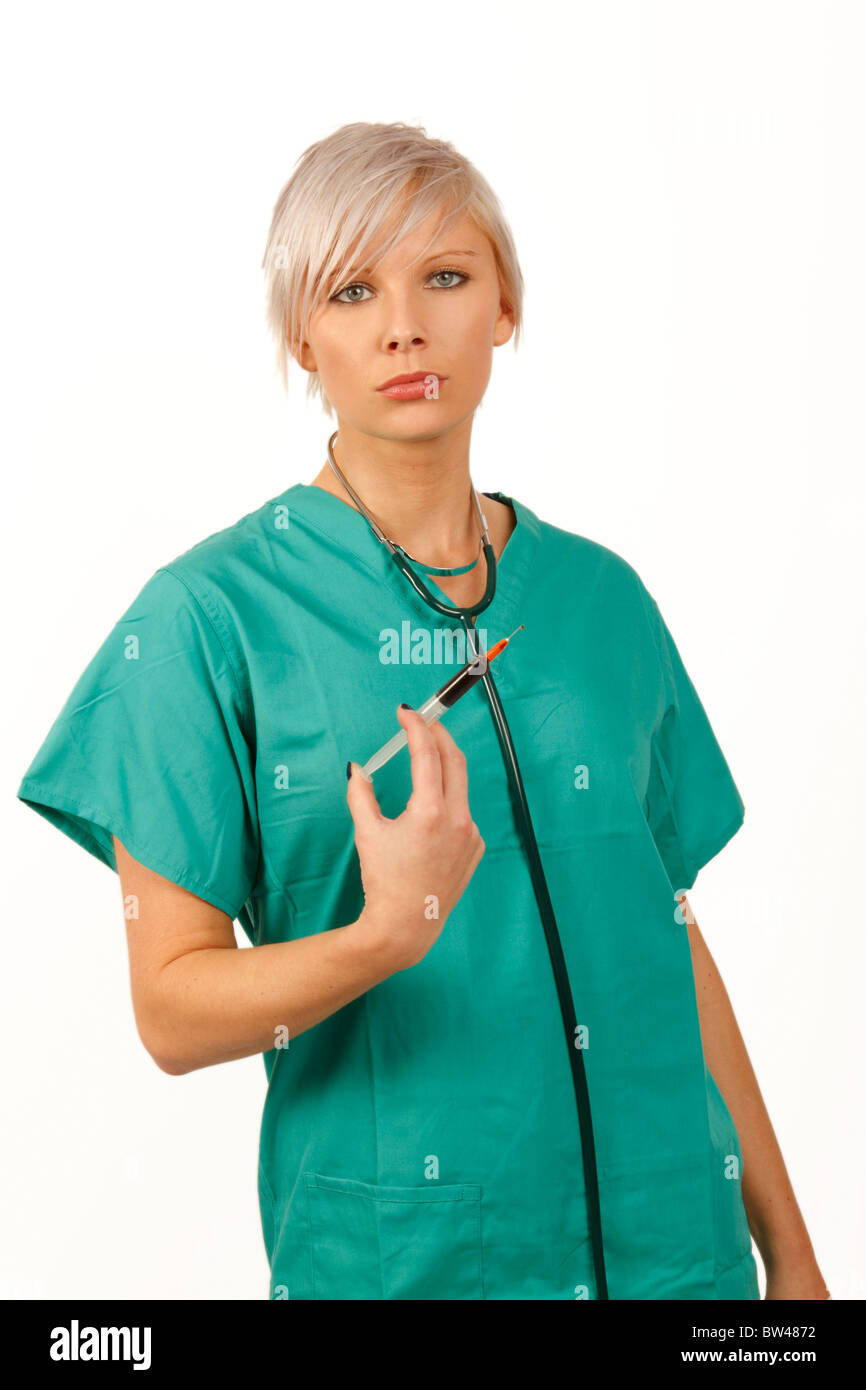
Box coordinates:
[399,702,413,710]
[346,760,353,780]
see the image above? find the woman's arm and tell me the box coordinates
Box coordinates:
[114,707,485,1075]
[683,897,830,1300]
[116,836,400,1074]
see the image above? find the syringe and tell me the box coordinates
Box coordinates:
[360,626,524,779]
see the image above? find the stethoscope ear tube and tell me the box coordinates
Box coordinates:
[387,543,498,623]
[327,430,497,623]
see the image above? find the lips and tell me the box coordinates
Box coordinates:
[378,371,446,391]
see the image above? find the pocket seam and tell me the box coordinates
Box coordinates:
[303,1171,481,1204]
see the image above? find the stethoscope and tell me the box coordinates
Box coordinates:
[325,430,610,1300]
[326,431,497,627]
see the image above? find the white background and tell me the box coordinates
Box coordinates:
[2,0,863,1300]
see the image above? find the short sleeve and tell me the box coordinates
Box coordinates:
[643,594,746,892]
[17,566,260,918]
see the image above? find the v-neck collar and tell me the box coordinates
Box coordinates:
[278,481,541,633]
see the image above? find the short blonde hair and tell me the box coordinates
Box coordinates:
[261,121,524,416]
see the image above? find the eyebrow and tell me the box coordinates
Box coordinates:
[344,248,481,281]
[422,248,480,260]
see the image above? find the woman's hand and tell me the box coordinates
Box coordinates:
[346,705,485,971]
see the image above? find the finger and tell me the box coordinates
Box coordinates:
[397,705,445,807]
[346,760,385,831]
[429,719,470,813]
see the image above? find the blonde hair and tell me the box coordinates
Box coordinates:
[261,121,524,416]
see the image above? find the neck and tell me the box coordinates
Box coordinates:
[309,420,484,568]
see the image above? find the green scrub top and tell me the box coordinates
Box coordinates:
[17,481,760,1301]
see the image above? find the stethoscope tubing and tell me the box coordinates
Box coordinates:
[387,545,498,624]
[325,434,610,1298]
[457,608,609,1301]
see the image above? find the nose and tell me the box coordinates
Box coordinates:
[384,331,426,353]
[378,291,428,354]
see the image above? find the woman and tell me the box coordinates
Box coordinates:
[17,121,828,1301]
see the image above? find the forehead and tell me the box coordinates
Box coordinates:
[349,208,490,277]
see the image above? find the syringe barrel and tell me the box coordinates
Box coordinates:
[360,652,487,779]
[433,650,488,709]
[361,695,448,778]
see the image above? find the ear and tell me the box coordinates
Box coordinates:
[293,336,318,373]
[493,297,516,348]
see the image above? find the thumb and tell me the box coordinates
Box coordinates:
[346,760,381,829]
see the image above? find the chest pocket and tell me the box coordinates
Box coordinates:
[303,1172,483,1300]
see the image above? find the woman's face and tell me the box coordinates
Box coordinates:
[297,209,514,442]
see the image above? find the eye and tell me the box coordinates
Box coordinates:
[332,283,372,304]
[430,268,469,289]
[330,267,470,303]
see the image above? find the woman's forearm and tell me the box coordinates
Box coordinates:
[150,913,400,1074]
[684,902,827,1287]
